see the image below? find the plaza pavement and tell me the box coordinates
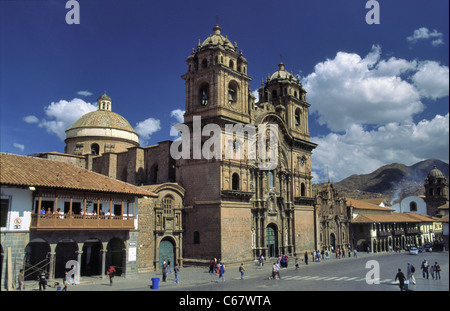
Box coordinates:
[18,250,448,292]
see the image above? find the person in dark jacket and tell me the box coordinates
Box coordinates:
[395,268,406,291]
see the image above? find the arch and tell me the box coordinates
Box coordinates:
[106,237,125,276]
[409,201,417,212]
[201,58,208,69]
[91,143,100,155]
[159,237,175,269]
[330,233,336,251]
[55,238,78,279]
[295,108,301,126]
[194,231,200,244]
[301,183,306,196]
[266,224,278,257]
[228,80,239,105]
[24,238,51,281]
[232,173,240,190]
[81,238,103,277]
[199,82,210,106]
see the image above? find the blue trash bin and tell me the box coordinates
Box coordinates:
[151,277,160,289]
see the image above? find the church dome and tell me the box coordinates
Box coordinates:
[200,25,234,50]
[65,92,139,156]
[270,62,296,82]
[427,165,445,180]
[67,110,137,134]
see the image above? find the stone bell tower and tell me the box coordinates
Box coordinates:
[181,24,253,125]
[179,25,255,265]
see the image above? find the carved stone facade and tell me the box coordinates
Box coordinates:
[315,183,351,252]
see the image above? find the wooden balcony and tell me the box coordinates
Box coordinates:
[30,214,135,231]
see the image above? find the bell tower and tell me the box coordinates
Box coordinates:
[181,25,253,125]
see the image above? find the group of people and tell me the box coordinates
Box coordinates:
[161,259,180,283]
[208,258,227,282]
[420,260,441,280]
[395,260,442,291]
[302,248,358,264]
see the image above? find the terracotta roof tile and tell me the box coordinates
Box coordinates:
[346,198,394,212]
[352,212,435,223]
[0,153,156,197]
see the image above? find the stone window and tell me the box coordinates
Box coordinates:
[232,173,240,190]
[163,195,173,215]
[194,231,200,244]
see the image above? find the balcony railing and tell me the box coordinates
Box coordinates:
[30,214,135,230]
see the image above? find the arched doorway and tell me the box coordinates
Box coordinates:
[330,233,336,251]
[24,238,51,281]
[159,238,175,269]
[81,238,103,276]
[106,238,125,276]
[266,224,278,258]
[55,238,78,279]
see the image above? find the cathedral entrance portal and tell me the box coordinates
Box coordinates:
[330,233,336,252]
[159,238,175,269]
[266,224,278,258]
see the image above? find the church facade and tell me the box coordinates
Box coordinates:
[33,24,321,270]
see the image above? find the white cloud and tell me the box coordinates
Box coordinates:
[311,114,450,182]
[37,98,97,140]
[170,109,185,123]
[303,45,424,132]
[13,143,25,152]
[412,61,449,99]
[77,90,93,96]
[407,27,444,46]
[135,118,161,146]
[23,115,39,124]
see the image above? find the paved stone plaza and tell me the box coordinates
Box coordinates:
[19,251,448,292]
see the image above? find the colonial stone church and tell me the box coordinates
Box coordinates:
[24,24,330,274]
[35,25,319,270]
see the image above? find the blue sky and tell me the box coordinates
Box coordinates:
[1,0,448,182]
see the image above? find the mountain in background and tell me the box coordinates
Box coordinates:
[313,159,449,203]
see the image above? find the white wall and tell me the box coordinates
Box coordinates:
[390,196,427,214]
[1,186,32,232]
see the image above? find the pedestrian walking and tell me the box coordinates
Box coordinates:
[17,269,24,291]
[259,255,264,267]
[209,258,215,273]
[353,249,357,258]
[269,262,278,280]
[107,266,116,286]
[316,250,321,262]
[421,260,429,279]
[216,263,225,283]
[162,263,168,282]
[167,258,173,274]
[295,258,299,270]
[239,263,245,280]
[304,251,308,265]
[430,265,435,280]
[434,262,441,280]
[395,268,406,291]
[38,271,48,291]
[174,264,180,284]
[276,261,281,279]
[406,263,416,285]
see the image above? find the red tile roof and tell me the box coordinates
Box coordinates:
[0,153,156,197]
[352,212,435,224]
[346,198,394,212]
